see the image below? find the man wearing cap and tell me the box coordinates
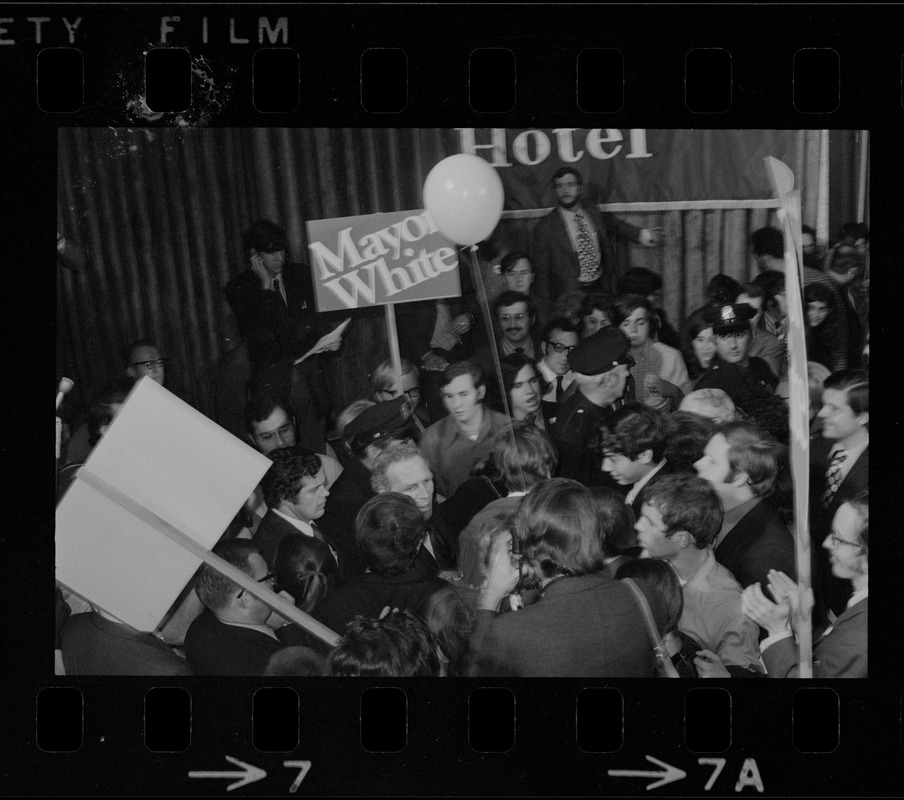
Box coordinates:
[552,326,634,485]
[695,304,788,441]
[531,167,661,308]
[317,397,417,582]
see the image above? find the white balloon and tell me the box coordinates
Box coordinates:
[422,154,505,245]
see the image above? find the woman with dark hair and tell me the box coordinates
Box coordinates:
[615,558,701,678]
[423,585,479,676]
[679,308,717,391]
[490,352,551,429]
[274,533,339,614]
[325,610,442,677]
[470,478,668,677]
[612,294,688,412]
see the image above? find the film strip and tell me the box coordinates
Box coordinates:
[5,2,902,796]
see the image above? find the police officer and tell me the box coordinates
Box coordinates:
[552,327,634,485]
[318,396,417,582]
[695,304,788,441]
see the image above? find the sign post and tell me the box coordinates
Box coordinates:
[764,156,812,678]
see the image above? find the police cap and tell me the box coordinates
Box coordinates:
[343,396,414,452]
[705,303,755,335]
[567,327,634,376]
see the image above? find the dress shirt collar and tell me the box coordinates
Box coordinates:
[272,507,315,537]
[625,459,666,506]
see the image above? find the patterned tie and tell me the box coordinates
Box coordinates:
[573,209,600,284]
[272,277,287,307]
[556,375,564,404]
[823,449,847,508]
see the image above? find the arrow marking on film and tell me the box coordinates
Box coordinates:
[188,755,267,791]
[608,755,687,790]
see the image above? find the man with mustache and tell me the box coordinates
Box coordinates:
[530,166,661,309]
[473,291,542,378]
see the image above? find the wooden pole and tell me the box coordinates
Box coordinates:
[764,156,813,678]
[385,303,404,402]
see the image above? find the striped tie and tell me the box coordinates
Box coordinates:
[823,449,847,509]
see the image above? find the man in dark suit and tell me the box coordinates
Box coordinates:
[808,369,869,625]
[600,403,683,519]
[253,446,337,572]
[313,494,449,636]
[536,318,579,426]
[695,422,795,590]
[530,166,660,308]
[186,539,322,676]
[224,219,342,447]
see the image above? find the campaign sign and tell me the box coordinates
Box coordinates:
[307,209,462,312]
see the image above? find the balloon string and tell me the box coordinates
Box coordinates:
[466,245,527,602]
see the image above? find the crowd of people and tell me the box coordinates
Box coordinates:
[55,167,869,678]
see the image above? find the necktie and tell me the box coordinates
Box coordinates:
[523,412,536,426]
[823,449,847,508]
[556,375,564,404]
[515,346,524,355]
[573,209,600,284]
[309,521,325,542]
[272,277,287,307]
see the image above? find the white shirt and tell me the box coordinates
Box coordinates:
[272,508,338,562]
[537,358,574,402]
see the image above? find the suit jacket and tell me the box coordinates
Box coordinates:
[471,572,666,677]
[252,510,338,574]
[809,439,869,535]
[313,563,449,635]
[224,262,323,368]
[185,610,284,676]
[531,203,641,307]
[61,612,194,676]
[762,597,867,678]
[317,458,375,583]
[808,439,868,621]
[714,498,796,590]
[224,262,335,422]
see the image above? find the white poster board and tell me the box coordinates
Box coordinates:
[55,377,272,632]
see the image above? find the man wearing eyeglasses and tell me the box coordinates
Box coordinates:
[472,291,541,379]
[186,539,322,675]
[125,339,166,386]
[536,318,579,425]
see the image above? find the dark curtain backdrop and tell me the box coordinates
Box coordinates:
[57,127,865,420]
